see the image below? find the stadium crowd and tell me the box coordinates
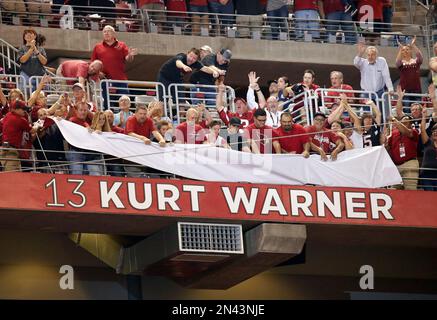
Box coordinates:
[1,22,437,191]
[0,1,396,41]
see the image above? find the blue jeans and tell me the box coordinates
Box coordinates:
[101,81,129,110]
[267,5,289,40]
[18,71,38,97]
[326,11,356,44]
[382,6,393,33]
[208,0,234,27]
[67,148,103,176]
[421,177,437,191]
[294,9,320,39]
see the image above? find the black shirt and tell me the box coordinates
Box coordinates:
[235,0,264,15]
[158,53,203,83]
[421,140,437,178]
[362,123,381,147]
[412,117,435,157]
[190,53,229,85]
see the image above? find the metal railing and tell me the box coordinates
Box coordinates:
[316,88,380,116]
[382,91,433,117]
[98,79,168,115]
[0,2,428,46]
[280,90,316,126]
[0,74,27,101]
[0,1,145,32]
[168,83,235,124]
[0,38,20,75]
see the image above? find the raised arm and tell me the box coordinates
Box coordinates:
[368,100,382,125]
[392,117,414,138]
[395,85,406,119]
[343,100,362,133]
[428,84,437,121]
[247,71,266,109]
[28,75,51,107]
[216,83,226,113]
[420,108,430,145]
[353,42,367,69]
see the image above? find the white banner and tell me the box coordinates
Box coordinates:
[54,118,402,188]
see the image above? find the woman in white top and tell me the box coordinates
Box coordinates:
[204,120,228,148]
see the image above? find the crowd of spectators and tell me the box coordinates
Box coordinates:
[1,22,437,191]
[1,1,397,42]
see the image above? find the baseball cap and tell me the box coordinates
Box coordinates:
[229,117,241,127]
[200,45,213,53]
[11,100,27,110]
[72,82,85,91]
[220,48,232,61]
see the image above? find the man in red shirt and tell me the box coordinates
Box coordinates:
[273,112,310,156]
[175,108,206,144]
[387,115,419,190]
[91,25,138,109]
[124,105,166,177]
[126,105,166,146]
[306,112,344,160]
[66,102,104,176]
[325,71,354,107]
[244,108,274,154]
[1,100,36,172]
[216,84,254,128]
[56,59,103,86]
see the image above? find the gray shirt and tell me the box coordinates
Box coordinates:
[17,45,47,76]
[267,0,288,12]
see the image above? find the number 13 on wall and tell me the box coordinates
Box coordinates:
[45,177,87,208]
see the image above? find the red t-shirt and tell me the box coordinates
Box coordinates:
[273,124,309,154]
[2,112,32,149]
[175,121,205,144]
[69,117,90,128]
[91,40,129,80]
[306,125,340,153]
[388,128,419,165]
[125,115,156,138]
[325,84,354,106]
[244,123,274,154]
[166,0,187,13]
[321,0,345,15]
[294,0,319,11]
[358,0,383,20]
[61,60,89,84]
[111,125,125,134]
[218,109,254,128]
[137,0,164,7]
[188,0,208,5]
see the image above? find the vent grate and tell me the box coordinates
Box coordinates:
[178,222,244,254]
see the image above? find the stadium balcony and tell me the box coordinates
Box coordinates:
[0,1,437,300]
[0,1,433,88]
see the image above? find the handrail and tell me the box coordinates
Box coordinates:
[0,1,428,46]
[168,83,235,124]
